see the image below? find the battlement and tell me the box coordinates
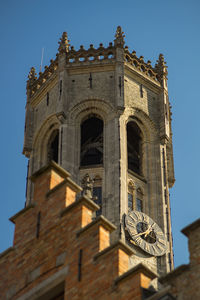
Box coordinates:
[27,26,167,98]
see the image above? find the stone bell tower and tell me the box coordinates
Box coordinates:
[23,27,175,277]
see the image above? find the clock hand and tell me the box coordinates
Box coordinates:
[144,225,153,238]
[133,226,151,237]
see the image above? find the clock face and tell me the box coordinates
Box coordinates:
[125,210,168,256]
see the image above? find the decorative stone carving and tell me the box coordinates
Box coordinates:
[58,31,70,54]
[82,174,93,200]
[114,26,125,47]
[27,67,37,87]
[155,53,168,84]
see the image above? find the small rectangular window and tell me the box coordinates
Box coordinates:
[93,186,102,216]
[136,198,143,212]
[128,193,133,211]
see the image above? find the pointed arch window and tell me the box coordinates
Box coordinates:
[127,121,142,175]
[47,129,59,163]
[80,116,103,167]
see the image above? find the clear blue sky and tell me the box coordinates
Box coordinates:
[0,0,200,268]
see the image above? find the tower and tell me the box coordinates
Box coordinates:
[23,27,175,277]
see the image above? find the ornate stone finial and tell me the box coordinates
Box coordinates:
[82,174,93,199]
[27,67,37,88]
[158,53,166,66]
[28,67,37,81]
[155,53,168,85]
[58,32,70,54]
[114,26,125,47]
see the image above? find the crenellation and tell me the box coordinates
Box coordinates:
[124,48,160,83]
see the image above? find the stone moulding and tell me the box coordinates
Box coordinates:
[9,204,36,224]
[76,215,116,237]
[60,195,100,218]
[93,240,134,262]
[114,262,157,286]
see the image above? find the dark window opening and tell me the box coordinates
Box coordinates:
[59,80,62,97]
[136,198,143,212]
[127,121,142,175]
[93,186,102,216]
[47,92,49,106]
[48,130,59,163]
[36,211,41,238]
[128,193,133,211]
[140,84,143,98]
[80,116,103,166]
[51,292,64,300]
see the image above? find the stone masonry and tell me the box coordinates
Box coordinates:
[23,27,175,276]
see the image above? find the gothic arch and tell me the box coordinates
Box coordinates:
[122,107,159,143]
[33,114,62,169]
[67,98,116,169]
[67,98,116,124]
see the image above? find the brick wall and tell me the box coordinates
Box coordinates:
[0,162,156,300]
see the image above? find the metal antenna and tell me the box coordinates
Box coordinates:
[40,48,44,73]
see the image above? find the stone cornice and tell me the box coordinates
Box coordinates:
[31,161,70,182]
[60,195,99,217]
[46,177,82,199]
[9,204,36,224]
[114,262,157,285]
[93,240,133,261]
[77,215,116,237]
[67,63,115,75]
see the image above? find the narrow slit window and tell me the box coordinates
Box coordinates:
[128,183,134,211]
[136,198,143,212]
[59,80,62,97]
[140,84,143,98]
[47,92,49,106]
[36,211,41,238]
[136,188,143,212]
[128,193,133,211]
[93,186,102,216]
